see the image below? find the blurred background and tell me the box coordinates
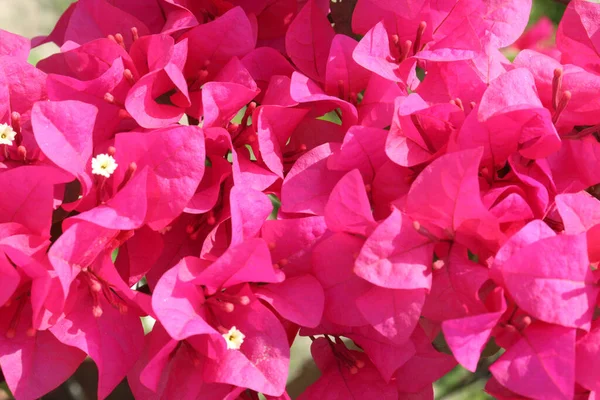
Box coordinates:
[0,0,567,399]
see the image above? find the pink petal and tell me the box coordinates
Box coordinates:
[299,337,397,400]
[0,304,85,400]
[203,292,290,396]
[324,169,376,236]
[281,142,345,215]
[490,322,575,400]
[285,0,335,83]
[0,30,30,60]
[312,233,370,327]
[441,288,507,372]
[191,238,281,292]
[355,208,433,290]
[576,320,600,392]
[230,186,273,245]
[152,260,216,341]
[393,325,457,393]
[254,274,325,328]
[32,100,97,191]
[498,233,598,330]
[49,283,145,399]
[405,148,503,254]
[327,125,389,182]
[356,286,427,344]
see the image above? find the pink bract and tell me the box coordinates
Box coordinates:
[1,0,600,399]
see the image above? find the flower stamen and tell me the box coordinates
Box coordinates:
[222,326,245,350]
[91,154,118,178]
[0,123,17,146]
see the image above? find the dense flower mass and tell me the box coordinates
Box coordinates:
[1,0,600,398]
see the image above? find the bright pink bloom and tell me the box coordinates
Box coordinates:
[493,226,598,330]
[0,30,30,61]
[490,322,576,399]
[405,148,504,254]
[285,0,335,84]
[298,337,398,400]
[557,0,600,73]
[354,208,433,290]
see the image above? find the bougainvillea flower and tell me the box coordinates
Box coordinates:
[125,35,190,128]
[281,142,345,215]
[513,16,555,51]
[289,72,358,129]
[285,0,335,84]
[260,215,328,277]
[0,166,68,236]
[490,322,576,400]
[548,135,600,194]
[393,325,457,393]
[434,0,531,49]
[482,185,535,236]
[33,0,153,49]
[328,125,389,183]
[0,301,87,400]
[556,0,600,73]
[49,255,147,399]
[405,148,504,255]
[5,0,600,398]
[128,322,234,400]
[114,225,164,286]
[36,36,131,78]
[198,57,259,126]
[354,208,433,290]
[298,337,398,400]
[358,74,406,128]
[0,30,30,61]
[514,50,600,129]
[386,94,464,167]
[152,239,281,340]
[325,34,371,101]
[228,186,272,245]
[494,228,598,330]
[0,252,19,307]
[31,100,97,193]
[242,48,295,102]
[415,60,490,106]
[555,192,600,262]
[507,154,557,218]
[253,273,325,328]
[477,68,561,159]
[113,125,205,230]
[352,21,417,84]
[442,287,507,372]
[255,104,309,178]
[180,7,256,80]
[312,232,370,327]
[67,167,150,230]
[46,224,151,400]
[324,169,376,236]
[356,285,427,344]
[421,244,490,322]
[576,320,600,393]
[153,254,289,396]
[200,283,290,396]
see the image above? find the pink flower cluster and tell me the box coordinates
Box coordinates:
[1,0,600,398]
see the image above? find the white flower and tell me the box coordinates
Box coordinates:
[0,123,16,146]
[91,154,118,178]
[222,326,245,350]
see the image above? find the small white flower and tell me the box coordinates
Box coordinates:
[0,123,17,146]
[91,154,118,178]
[222,326,245,350]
